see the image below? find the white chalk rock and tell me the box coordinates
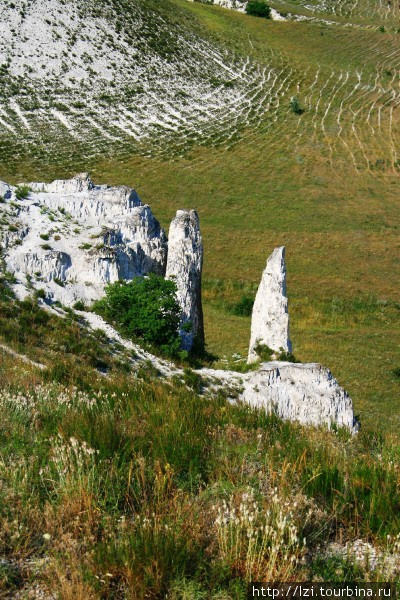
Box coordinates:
[201,360,358,432]
[248,246,292,363]
[2,174,167,304]
[241,361,358,432]
[117,205,167,275]
[45,172,94,194]
[22,251,72,282]
[166,210,204,352]
[207,0,246,12]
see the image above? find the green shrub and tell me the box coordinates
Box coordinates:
[253,342,298,362]
[73,300,86,311]
[15,185,30,200]
[290,96,304,115]
[253,341,274,361]
[93,274,182,357]
[276,347,298,362]
[34,288,46,299]
[246,1,271,18]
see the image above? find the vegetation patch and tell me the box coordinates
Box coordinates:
[93,274,183,358]
[246,1,271,18]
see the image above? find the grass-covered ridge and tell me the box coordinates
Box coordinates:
[0,281,399,596]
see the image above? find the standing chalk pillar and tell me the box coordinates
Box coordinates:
[248,246,292,363]
[166,210,204,353]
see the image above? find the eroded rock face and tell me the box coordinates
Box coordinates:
[2,174,167,304]
[210,0,246,12]
[22,251,72,283]
[248,246,292,363]
[166,210,204,352]
[30,172,94,195]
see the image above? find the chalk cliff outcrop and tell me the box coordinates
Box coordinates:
[166,210,204,352]
[2,174,167,305]
[248,246,292,363]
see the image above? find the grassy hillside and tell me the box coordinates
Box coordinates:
[1,0,400,437]
[0,282,399,596]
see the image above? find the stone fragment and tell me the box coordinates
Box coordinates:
[241,361,358,432]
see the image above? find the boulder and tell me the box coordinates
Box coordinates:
[200,361,358,432]
[241,361,358,432]
[166,210,204,352]
[248,246,292,363]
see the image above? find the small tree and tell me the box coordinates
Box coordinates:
[245,1,271,18]
[93,274,182,357]
[290,96,304,115]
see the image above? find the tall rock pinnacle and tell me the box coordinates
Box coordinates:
[166,210,204,353]
[248,246,292,363]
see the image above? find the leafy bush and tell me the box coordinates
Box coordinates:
[34,288,46,299]
[276,347,298,362]
[93,274,182,357]
[253,341,274,361]
[246,1,271,18]
[15,185,30,200]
